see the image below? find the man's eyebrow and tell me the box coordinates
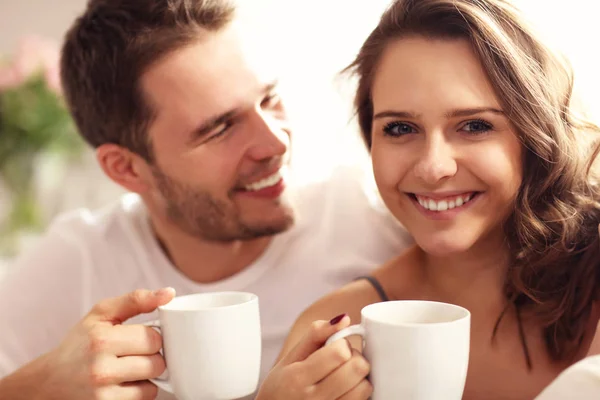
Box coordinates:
[263,80,279,95]
[188,109,240,144]
[187,80,280,144]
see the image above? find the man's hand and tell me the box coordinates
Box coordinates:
[0,288,175,400]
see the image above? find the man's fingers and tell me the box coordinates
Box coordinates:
[117,354,166,383]
[337,378,373,400]
[97,380,159,400]
[88,288,176,324]
[281,315,350,365]
[96,354,166,385]
[87,325,164,357]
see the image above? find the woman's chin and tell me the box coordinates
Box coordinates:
[416,237,473,258]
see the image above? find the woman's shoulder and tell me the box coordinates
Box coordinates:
[276,278,380,360]
[297,247,423,328]
[277,247,424,359]
[302,277,385,326]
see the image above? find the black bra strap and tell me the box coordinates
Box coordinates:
[356,275,390,302]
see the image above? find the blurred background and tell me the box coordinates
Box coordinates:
[0,0,599,276]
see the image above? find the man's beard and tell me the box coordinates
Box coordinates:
[152,168,294,242]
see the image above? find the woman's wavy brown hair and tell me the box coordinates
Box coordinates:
[346,0,600,365]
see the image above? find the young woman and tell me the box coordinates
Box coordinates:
[256,0,600,399]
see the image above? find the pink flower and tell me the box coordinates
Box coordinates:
[0,35,62,95]
[0,68,20,90]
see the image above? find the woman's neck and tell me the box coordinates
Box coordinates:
[420,229,511,314]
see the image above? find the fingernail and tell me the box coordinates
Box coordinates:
[154,287,175,296]
[329,313,347,325]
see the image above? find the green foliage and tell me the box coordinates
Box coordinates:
[0,73,83,253]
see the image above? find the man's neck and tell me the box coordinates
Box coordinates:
[149,216,274,284]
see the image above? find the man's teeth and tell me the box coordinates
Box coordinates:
[244,171,282,191]
[416,194,474,212]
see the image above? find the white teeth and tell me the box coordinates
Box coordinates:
[244,171,282,191]
[437,200,448,211]
[428,199,437,211]
[416,194,475,212]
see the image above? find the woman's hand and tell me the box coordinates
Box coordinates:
[256,315,372,400]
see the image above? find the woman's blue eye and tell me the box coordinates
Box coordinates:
[383,122,417,137]
[462,119,492,134]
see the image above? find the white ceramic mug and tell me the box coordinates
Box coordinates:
[326,300,470,400]
[145,291,261,400]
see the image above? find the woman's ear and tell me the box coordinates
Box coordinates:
[96,144,153,194]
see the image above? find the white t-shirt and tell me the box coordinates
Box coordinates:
[0,165,411,398]
[535,355,600,399]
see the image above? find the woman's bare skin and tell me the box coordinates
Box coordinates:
[280,246,600,400]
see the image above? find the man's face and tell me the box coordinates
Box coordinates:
[139,24,294,241]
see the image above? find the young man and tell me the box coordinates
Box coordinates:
[0,0,410,399]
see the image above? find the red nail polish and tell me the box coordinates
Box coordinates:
[329,314,347,325]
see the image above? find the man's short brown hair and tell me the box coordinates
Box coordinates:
[60,0,236,161]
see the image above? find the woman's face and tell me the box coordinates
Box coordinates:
[370,37,523,256]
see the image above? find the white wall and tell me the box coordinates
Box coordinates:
[0,0,85,53]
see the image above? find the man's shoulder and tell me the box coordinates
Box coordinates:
[277,163,412,278]
[48,193,145,242]
[6,193,149,284]
[11,193,148,267]
[293,163,386,213]
[292,163,405,234]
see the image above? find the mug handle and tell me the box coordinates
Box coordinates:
[142,320,173,394]
[325,324,366,346]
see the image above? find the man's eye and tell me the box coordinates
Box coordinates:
[261,93,280,107]
[208,122,231,140]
